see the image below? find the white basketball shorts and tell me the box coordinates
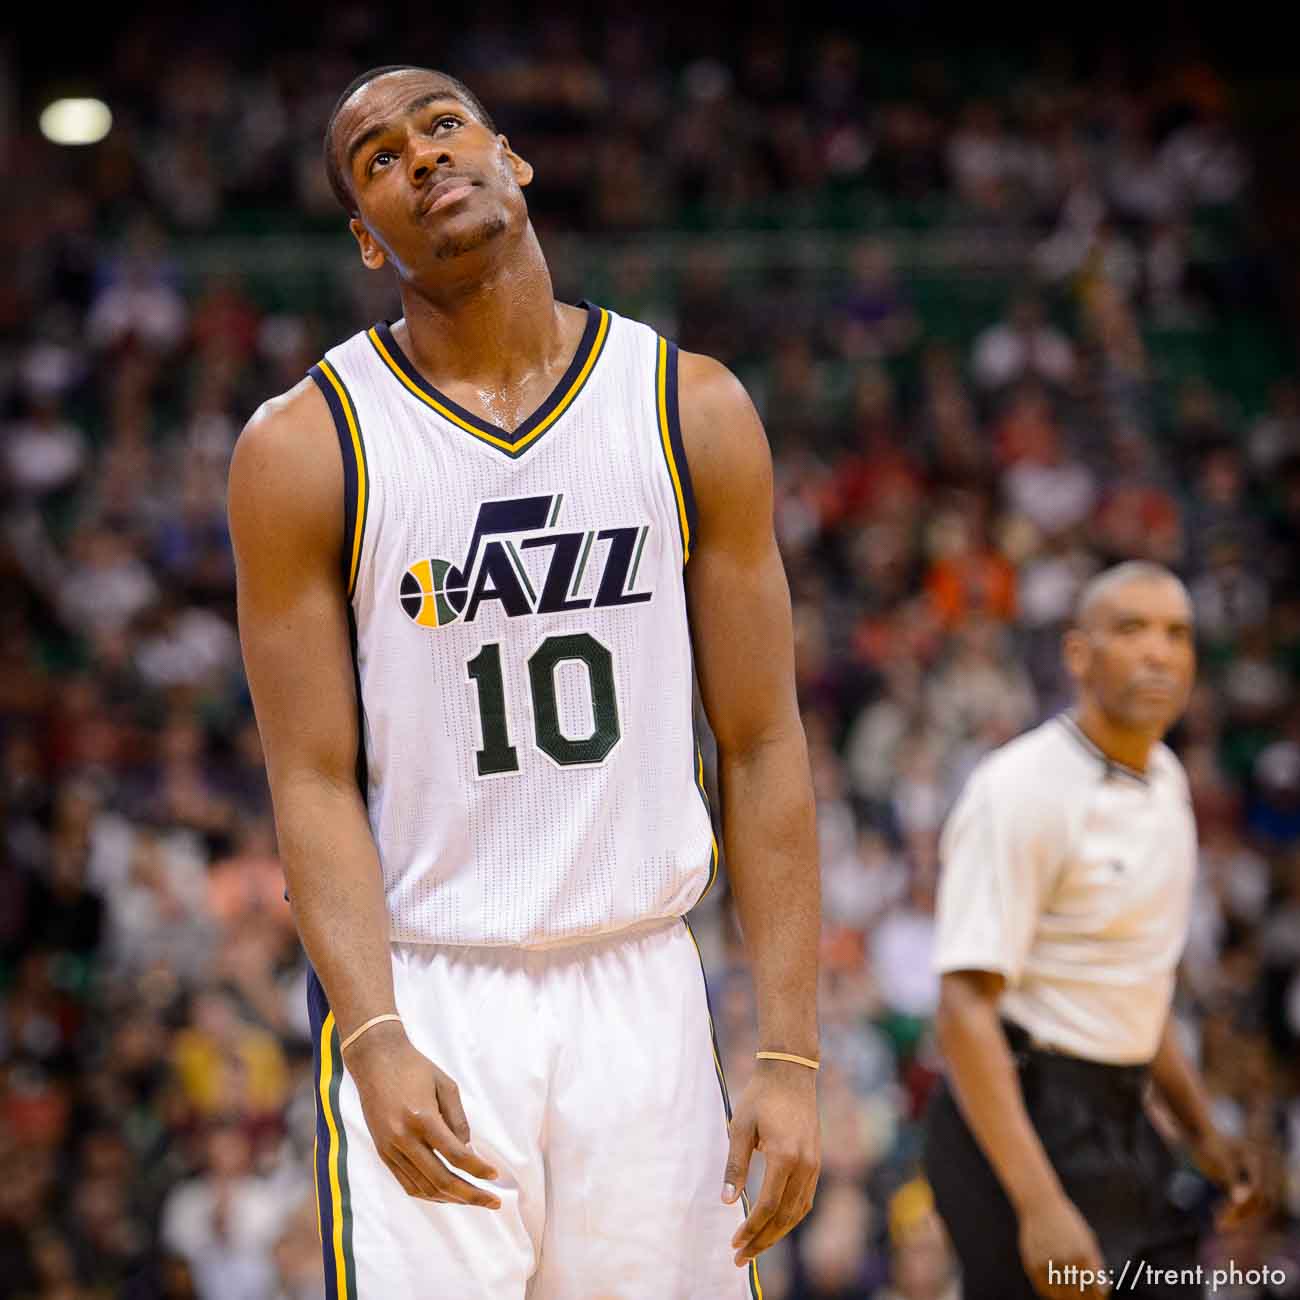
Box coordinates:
[307,916,763,1299]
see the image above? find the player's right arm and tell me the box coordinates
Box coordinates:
[933,765,1107,1299]
[229,381,499,1209]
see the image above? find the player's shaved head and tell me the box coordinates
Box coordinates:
[324,65,497,215]
[1074,561,1190,632]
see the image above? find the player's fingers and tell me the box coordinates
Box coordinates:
[382,1149,426,1200]
[415,1109,499,1182]
[739,1162,818,1258]
[790,1163,821,1227]
[739,1212,795,1260]
[386,1144,456,1202]
[434,1073,473,1146]
[731,1156,792,1263]
[387,1146,461,1203]
[394,1124,486,1205]
[721,1115,757,1205]
[398,1133,501,1208]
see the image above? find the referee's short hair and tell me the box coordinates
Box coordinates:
[1074,562,1187,629]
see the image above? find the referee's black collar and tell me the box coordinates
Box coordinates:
[1057,713,1151,785]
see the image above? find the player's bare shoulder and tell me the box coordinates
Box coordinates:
[676,350,767,462]
[228,377,342,556]
[675,350,772,536]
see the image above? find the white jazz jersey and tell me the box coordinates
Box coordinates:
[309,303,717,948]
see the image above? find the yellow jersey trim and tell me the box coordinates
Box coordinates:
[316,360,368,599]
[695,743,720,903]
[366,306,610,458]
[683,920,764,1300]
[317,1010,351,1299]
[656,335,692,565]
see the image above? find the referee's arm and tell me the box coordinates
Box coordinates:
[936,969,1066,1217]
[937,971,1106,1298]
[1149,1013,1268,1224]
[933,767,1108,1299]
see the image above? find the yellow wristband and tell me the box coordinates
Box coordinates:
[755,1051,820,1071]
[339,1013,403,1054]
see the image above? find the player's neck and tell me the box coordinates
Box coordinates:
[395,226,563,387]
[1071,700,1157,774]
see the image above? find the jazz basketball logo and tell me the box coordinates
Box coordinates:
[400,494,652,629]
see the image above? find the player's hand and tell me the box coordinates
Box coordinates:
[1018,1192,1109,1298]
[1189,1128,1269,1229]
[723,1057,821,1267]
[344,1021,502,1208]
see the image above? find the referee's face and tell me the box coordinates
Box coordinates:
[1068,576,1196,736]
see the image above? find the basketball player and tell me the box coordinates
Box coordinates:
[228,66,820,1298]
[923,562,1266,1299]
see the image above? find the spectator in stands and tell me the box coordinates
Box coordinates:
[970,293,1076,391]
[832,239,920,361]
[160,1125,289,1300]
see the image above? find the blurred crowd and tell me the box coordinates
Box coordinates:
[3,9,1299,1300]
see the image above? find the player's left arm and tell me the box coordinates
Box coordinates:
[678,350,822,1268]
[1150,1009,1269,1225]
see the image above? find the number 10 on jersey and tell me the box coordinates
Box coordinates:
[467,633,621,774]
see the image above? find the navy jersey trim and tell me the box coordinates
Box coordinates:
[366,302,609,458]
[307,967,358,1299]
[347,606,369,806]
[664,342,699,551]
[655,337,699,566]
[309,361,369,599]
[682,918,764,1299]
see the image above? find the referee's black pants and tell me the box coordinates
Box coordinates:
[923,1023,1202,1299]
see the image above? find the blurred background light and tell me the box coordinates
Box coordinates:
[39,96,111,145]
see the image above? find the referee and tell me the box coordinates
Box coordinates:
[923,562,1266,1299]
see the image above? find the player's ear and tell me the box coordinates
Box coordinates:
[350,218,388,271]
[500,136,533,189]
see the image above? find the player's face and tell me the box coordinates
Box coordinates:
[335,71,532,279]
[1067,577,1197,736]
